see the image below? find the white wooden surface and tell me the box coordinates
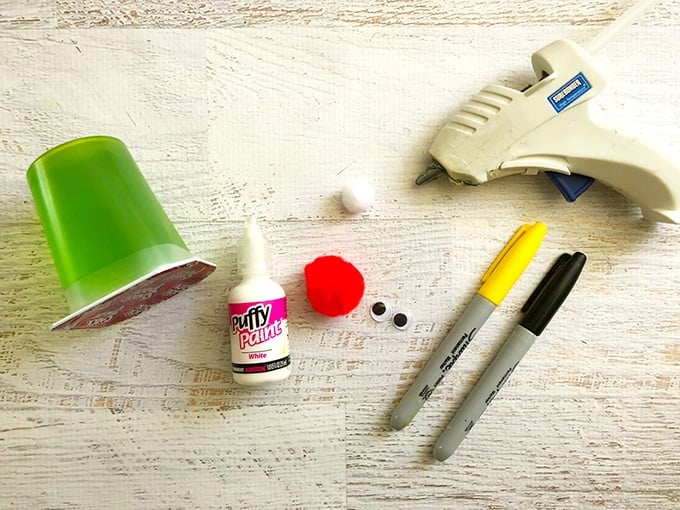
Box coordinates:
[1,1,679,508]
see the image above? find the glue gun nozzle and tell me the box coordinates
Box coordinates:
[416,161,446,186]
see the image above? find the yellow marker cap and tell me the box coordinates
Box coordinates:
[478,222,547,306]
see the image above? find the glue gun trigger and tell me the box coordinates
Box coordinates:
[546,173,595,202]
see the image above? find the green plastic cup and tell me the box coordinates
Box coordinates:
[27,136,215,330]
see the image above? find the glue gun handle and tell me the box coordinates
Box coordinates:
[568,123,680,224]
[520,104,680,224]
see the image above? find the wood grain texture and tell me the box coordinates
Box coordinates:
[0,1,55,28]
[1,3,679,509]
[52,0,680,28]
[1,405,347,509]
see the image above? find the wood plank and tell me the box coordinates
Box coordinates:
[346,399,680,509]
[4,27,679,223]
[55,0,680,28]
[206,26,680,223]
[0,219,455,407]
[0,405,346,509]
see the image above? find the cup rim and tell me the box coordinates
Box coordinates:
[27,135,125,177]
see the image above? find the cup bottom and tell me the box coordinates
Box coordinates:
[51,258,216,330]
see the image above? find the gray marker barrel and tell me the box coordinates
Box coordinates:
[390,294,496,430]
[433,325,537,461]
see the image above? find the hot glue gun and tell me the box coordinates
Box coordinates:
[416,2,680,224]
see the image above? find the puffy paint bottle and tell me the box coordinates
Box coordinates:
[228,217,290,385]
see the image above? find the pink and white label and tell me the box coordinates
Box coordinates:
[228,297,289,373]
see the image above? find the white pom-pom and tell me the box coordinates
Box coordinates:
[341,178,374,214]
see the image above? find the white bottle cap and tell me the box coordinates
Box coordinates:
[238,217,270,276]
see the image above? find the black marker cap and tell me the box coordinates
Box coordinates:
[520,252,587,336]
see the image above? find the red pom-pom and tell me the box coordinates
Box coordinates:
[304,255,365,317]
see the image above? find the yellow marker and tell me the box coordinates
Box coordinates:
[479,222,548,305]
[390,222,546,430]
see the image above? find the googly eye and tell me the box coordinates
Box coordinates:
[370,300,392,322]
[391,308,413,331]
